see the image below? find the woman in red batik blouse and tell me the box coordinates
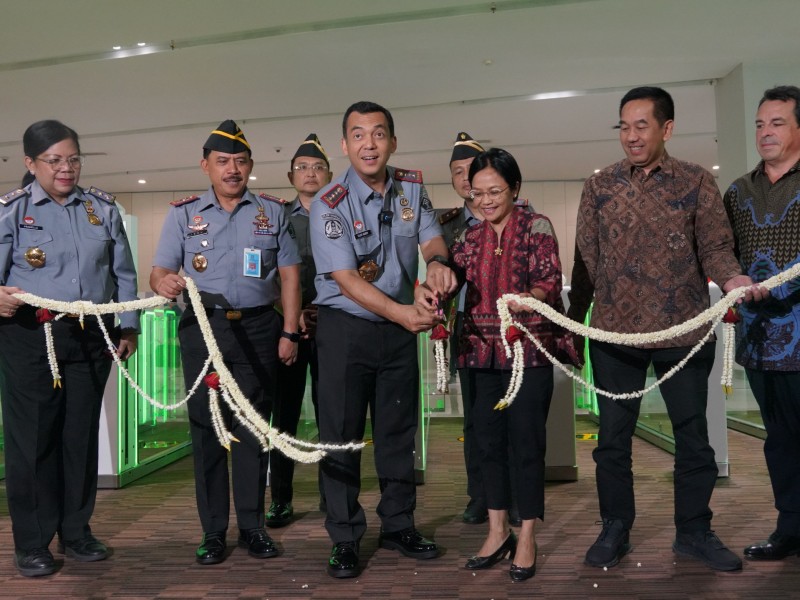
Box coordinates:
[450,148,576,583]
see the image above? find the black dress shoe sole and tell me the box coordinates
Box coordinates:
[265,516,293,529]
[57,543,109,563]
[196,554,226,565]
[743,548,800,561]
[379,539,439,559]
[584,542,632,568]
[237,539,279,559]
[14,558,56,577]
[462,513,488,525]
[326,564,360,578]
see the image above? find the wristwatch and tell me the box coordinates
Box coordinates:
[280,330,301,342]
[426,254,449,268]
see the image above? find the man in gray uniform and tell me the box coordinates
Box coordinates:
[437,132,487,525]
[150,120,301,566]
[266,133,331,527]
[310,101,456,578]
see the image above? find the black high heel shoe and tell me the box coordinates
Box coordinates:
[464,531,517,570]
[509,543,537,582]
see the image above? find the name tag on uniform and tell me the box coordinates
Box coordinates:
[243,248,261,278]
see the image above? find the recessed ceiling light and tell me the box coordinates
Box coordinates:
[112,45,122,50]
[249,176,257,181]
[137,42,146,47]
[712,165,720,170]
[594,169,601,174]
[138,179,146,184]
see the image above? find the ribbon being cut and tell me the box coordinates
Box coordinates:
[14,278,364,464]
[430,261,800,409]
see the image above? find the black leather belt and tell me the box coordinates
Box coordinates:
[201,305,273,321]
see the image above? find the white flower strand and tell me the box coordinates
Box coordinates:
[14,281,364,463]
[181,277,364,463]
[722,321,736,395]
[434,339,448,393]
[495,261,800,407]
[94,310,211,411]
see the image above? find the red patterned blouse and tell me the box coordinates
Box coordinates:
[451,207,574,369]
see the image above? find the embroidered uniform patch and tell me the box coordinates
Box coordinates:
[394,168,423,184]
[323,214,344,239]
[321,184,347,209]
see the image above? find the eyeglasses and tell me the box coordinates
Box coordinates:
[469,186,509,202]
[293,163,328,173]
[36,156,85,170]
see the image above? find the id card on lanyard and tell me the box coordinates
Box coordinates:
[243,248,261,277]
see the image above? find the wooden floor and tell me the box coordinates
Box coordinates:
[0,417,796,600]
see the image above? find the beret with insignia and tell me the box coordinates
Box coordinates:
[393,168,423,184]
[85,186,116,204]
[0,188,28,206]
[170,195,200,207]
[320,184,347,209]
[292,133,329,167]
[204,119,251,156]
[260,192,287,205]
[450,132,485,163]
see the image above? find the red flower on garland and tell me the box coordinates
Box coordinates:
[722,307,740,324]
[429,324,449,340]
[204,372,220,390]
[505,325,525,344]
[35,308,55,323]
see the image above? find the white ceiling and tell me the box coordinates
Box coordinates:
[0,0,796,194]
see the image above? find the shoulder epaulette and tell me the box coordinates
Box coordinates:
[170,195,200,207]
[320,184,347,209]
[393,168,423,184]
[85,186,116,204]
[438,206,463,225]
[514,198,529,208]
[0,188,27,206]
[259,192,287,205]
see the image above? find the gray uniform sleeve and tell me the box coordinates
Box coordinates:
[107,205,140,330]
[310,200,357,274]
[274,206,301,267]
[152,207,186,272]
[417,185,443,245]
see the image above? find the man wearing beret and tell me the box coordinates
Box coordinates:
[150,120,301,565]
[266,134,332,528]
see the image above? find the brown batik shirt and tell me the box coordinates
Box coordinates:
[576,153,742,349]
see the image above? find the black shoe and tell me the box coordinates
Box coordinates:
[57,534,109,562]
[673,530,742,571]
[462,499,488,525]
[238,527,279,558]
[509,544,537,583]
[379,527,439,559]
[744,532,800,560]
[465,531,517,569]
[584,519,631,568]
[14,547,56,577]
[265,501,294,528]
[327,541,360,578]
[196,531,226,565]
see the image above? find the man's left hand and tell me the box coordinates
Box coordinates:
[424,261,458,297]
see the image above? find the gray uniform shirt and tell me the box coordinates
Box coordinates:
[310,165,442,321]
[285,198,316,307]
[0,180,139,329]
[153,187,300,308]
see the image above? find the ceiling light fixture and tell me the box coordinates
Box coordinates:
[112,45,122,50]
[138,179,146,184]
[712,165,720,170]
[137,42,146,47]
[249,176,257,181]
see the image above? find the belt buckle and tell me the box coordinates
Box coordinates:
[225,310,242,321]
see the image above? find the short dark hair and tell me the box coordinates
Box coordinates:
[467,147,522,194]
[619,86,675,125]
[23,120,80,159]
[759,85,800,127]
[341,101,395,138]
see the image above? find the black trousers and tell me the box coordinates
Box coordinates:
[179,307,279,533]
[590,341,717,533]
[470,367,553,520]
[270,337,319,504]
[746,369,800,537]
[0,309,112,550]
[316,306,419,543]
